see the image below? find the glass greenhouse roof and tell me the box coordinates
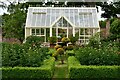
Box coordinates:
[26,7,99,28]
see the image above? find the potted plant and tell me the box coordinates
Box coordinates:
[61,37,70,46]
[69,36,78,45]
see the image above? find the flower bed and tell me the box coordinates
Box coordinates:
[68,56,120,79]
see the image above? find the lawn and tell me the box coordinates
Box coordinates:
[52,60,69,79]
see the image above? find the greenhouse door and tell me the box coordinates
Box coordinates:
[52,16,72,38]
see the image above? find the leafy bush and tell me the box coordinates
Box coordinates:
[69,36,78,44]
[88,32,100,48]
[52,51,58,60]
[2,42,49,67]
[54,45,62,50]
[2,42,25,67]
[56,48,64,55]
[1,57,55,79]
[67,45,74,50]
[110,19,120,40]
[25,36,44,49]
[68,56,120,79]
[61,37,70,46]
[48,49,55,56]
[75,47,120,65]
[49,36,57,44]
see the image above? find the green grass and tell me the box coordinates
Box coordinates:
[52,60,69,78]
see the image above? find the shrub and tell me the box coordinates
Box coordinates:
[88,32,100,48]
[52,51,58,60]
[63,46,67,51]
[2,42,49,67]
[67,45,74,50]
[68,56,120,79]
[110,19,120,40]
[54,45,62,50]
[56,48,65,64]
[1,57,55,79]
[56,48,64,55]
[49,36,57,44]
[25,36,44,49]
[75,47,120,65]
[48,49,55,56]
[2,42,24,67]
[66,50,75,56]
[61,37,70,46]
[69,36,78,44]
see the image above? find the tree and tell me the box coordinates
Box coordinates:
[1,2,28,43]
[97,2,118,37]
[110,19,120,41]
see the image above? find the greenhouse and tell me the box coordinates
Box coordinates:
[25,7,100,44]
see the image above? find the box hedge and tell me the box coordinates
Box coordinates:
[68,56,120,79]
[1,57,55,80]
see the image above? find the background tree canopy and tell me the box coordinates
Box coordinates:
[1,2,28,43]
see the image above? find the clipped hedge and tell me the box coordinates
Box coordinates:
[68,56,120,79]
[1,57,55,79]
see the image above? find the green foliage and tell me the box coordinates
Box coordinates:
[54,45,62,50]
[2,42,49,67]
[68,56,80,68]
[110,19,120,40]
[48,49,55,56]
[49,36,57,44]
[2,6,26,42]
[69,36,78,44]
[67,45,74,50]
[2,42,24,67]
[56,48,64,55]
[63,46,67,51]
[1,57,55,79]
[75,46,120,65]
[99,20,106,28]
[88,32,100,48]
[61,37,70,44]
[25,36,44,48]
[68,56,120,79]
[66,50,75,56]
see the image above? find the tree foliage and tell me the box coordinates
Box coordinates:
[1,2,28,43]
[110,19,120,40]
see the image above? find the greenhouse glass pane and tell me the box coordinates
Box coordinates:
[31,14,37,26]
[36,29,40,35]
[41,28,44,35]
[26,8,33,26]
[46,14,50,26]
[41,14,46,26]
[26,7,99,28]
[32,29,35,35]
[36,14,41,26]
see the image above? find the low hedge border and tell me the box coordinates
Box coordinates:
[1,57,55,79]
[68,56,120,79]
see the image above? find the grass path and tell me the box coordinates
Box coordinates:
[52,60,69,79]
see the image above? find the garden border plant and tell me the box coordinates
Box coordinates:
[1,57,55,79]
[68,56,120,79]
